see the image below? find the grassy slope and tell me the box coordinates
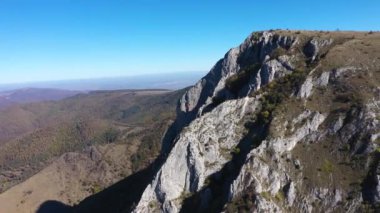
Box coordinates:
[0,89,185,212]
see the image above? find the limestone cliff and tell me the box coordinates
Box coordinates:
[134,30,380,212]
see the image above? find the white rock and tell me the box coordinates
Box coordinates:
[134,97,260,212]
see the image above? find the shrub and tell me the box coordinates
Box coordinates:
[252,32,261,40]
[270,48,287,60]
[90,183,102,194]
[255,69,307,126]
[321,159,334,173]
[274,191,285,202]
[102,127,120,143]
[204,177,211,186]
[231,147,240,155]
[261,191,271,200]
[225,64,261,95]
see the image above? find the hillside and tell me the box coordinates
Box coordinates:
[0,89,185,212]
[1,30,379,213]
[0,88,81,109]
[69,30,380,213]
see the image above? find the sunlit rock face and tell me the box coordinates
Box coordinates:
[134,30,380,213]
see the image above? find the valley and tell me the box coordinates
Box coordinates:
[0,89,185,212]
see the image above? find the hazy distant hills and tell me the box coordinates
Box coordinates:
[0,71,206,92]
[0,88,82,109]
[0,71,206,108]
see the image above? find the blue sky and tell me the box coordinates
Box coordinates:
[0,0,379,84]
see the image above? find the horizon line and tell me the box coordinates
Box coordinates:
[0,70,207,86]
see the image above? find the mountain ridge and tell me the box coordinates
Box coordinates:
[131,30,380,212]
[1,29,379,213]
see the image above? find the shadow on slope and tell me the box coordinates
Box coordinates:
[72,160,159,213]
[37,87,194,213]
[36,201,73,213]
[73,113,192,212]
[33,157,161,213]
[72,115,188,212]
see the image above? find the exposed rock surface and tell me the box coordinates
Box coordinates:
[134,30,380,212]
[178,32,298,116]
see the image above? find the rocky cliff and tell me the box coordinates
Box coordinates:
[134,30,380,212]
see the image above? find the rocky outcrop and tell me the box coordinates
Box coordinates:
[228,110,326,208]
[179,32,298,117]
[133,30,380,212]
[134,97,260,212]
[303,37,333,62]
[136,31,302,212]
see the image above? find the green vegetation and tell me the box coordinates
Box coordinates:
[274,191,285,202]
[225,64,262,95]
[121,105,141,119]
[261,191,271,200]
[254,69,308,125]
[270,47,287,60]
[148,200,159,210]
[225,186,255,213]
[204,177,211,186]
[252,32,261,40]
[179,191,193,204]
[130,125,164,172]
[231,147,241,155]
[101,127,120,143]
[219,147,233,160]
[321,159,334,173]
[90,183,103,194]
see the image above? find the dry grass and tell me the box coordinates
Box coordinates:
[0,89,184,193]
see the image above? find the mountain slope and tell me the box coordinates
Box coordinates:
[0,89,185,212]
[131,30,380,212]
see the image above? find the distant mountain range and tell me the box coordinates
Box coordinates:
[0,88,83,108]
[0,72,206,109]
[0,71,206,92]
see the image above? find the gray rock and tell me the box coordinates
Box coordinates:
[303,38,333,61]
[132,31,380,213]
[286,182,296,206]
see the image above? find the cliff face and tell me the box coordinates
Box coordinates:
[134,30,380,212]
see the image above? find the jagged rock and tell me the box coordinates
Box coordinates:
[133,30,380,213]
[293,159,302,170]
[332,66,357,78]
[259,59,293,88]
[315,71,330,86]
[228,110,326,201]
[134,97,260,212]
[179,31,298,117]
[286,182,296,206]
[303,38,333,61]
[297,76,313,98]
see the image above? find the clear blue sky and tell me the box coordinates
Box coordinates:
[0,0,379,84]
